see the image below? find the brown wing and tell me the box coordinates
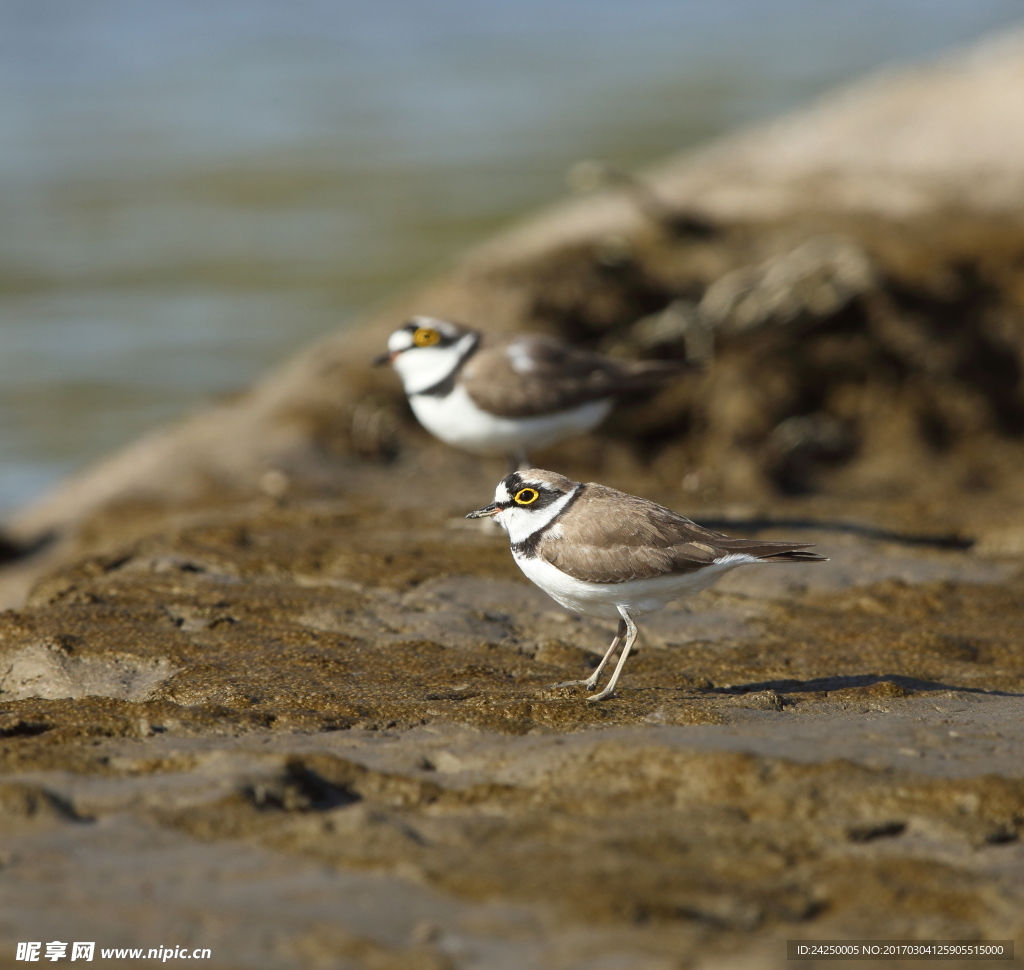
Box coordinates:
[541,484,825,583]
[461,334,682,418]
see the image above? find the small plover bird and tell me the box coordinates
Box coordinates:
[376,316,684,468]
[467,469,827,701]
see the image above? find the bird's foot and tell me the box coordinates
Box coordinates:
[550,676,600,691]
[586,685,617,702]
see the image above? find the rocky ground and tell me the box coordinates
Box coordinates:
[4,31,1024,970]
[1,473,1023,969]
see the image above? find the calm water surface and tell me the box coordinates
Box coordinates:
[1,0,1021,512]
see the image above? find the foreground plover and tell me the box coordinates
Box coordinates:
[467,469,826,701]
[376,316,684,468]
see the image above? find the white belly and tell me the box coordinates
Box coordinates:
[512,551,759,620]
[410,384,612,456]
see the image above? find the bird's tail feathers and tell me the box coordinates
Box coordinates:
[758,548,828,563]
[616,358,693,389]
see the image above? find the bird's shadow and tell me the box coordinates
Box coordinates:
[704,673,1024,699]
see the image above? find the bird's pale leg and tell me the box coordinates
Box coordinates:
[588,609,638,702]
[551,618,626,690]
[507,448,530,473]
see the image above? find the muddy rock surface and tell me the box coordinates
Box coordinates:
[2,480,1023,969]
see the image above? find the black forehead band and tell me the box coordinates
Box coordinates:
[499,474,560,507]
[502,472,539,495]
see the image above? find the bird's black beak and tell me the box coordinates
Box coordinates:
[466,503,500,519]
[372,350,397,367]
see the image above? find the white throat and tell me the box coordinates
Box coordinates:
[392,333,477,396]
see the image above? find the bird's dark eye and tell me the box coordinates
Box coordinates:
[413,327,441,347]
[514,487,540,505]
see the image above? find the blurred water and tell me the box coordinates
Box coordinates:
[1,0,1021,514]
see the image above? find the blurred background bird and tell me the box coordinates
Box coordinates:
[376,316,687,469]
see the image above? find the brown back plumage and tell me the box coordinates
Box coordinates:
[538,483,826,583]
[461,334,684,418]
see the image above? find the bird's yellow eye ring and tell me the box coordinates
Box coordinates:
[514,487,540,505]
[413,327,441,347]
